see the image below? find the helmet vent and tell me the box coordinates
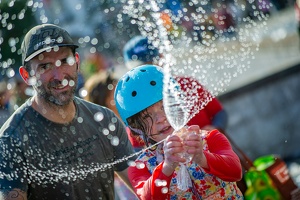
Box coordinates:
[150,81,156,86]
[132,91,137,97]
[125,77,130,82]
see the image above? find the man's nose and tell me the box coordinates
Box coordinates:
[52,66,65,80]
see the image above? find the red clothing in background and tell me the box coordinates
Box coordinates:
[176,76,223,127]
[126,127,145,148]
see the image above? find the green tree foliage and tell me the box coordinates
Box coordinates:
[0,0,37,77]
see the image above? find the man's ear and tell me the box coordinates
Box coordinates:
[19,66,30,85]
[75,52,80,71]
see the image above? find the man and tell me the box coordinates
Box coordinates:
[0,24,136,200]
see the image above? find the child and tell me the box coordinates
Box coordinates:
[123,35,229,152]
[114,65,243,199]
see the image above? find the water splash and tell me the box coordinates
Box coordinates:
[122,0,270,190]
[123,0,270,126]
[0,0,272,186]
[0,138,166,185]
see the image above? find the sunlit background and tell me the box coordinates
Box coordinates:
[1,0,300,189]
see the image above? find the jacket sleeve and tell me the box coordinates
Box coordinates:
[202,130,242,182]
[128,162,173,200]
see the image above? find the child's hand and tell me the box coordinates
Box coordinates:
[162,134,186,176]
[184,125,208,168]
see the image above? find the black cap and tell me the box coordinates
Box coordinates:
[21,24,78,65]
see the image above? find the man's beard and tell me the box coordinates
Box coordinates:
[36,75,78,107]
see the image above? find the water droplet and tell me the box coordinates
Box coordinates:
[110,136,119,146]
[77,117,83,123]
[69,80,75,87]
[62,79,68,86]
[94,112,104,122]
[161,187,169,194]
[102,128,109,136]
[136,162,145,169]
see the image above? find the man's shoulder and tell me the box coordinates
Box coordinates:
[0,100,32,138]
[74,97,114,116]
[74,97,104,110]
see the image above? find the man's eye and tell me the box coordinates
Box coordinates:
[66,57,75,65]
[53,58,68,66]
[41,64,52,70]
[60,59,68,65]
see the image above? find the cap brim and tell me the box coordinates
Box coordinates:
[24,44,79,63]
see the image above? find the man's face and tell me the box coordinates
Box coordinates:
[28,47,79,106]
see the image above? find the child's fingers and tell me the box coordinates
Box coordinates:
[186,125,200,134]
[185,133,201,142]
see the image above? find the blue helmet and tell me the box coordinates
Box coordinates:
[114,65,164,126]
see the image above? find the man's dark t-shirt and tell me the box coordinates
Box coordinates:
[0,97,136,200]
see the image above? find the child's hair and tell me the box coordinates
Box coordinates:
[127,109,157,147]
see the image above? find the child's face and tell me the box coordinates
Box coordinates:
[142,101,174,142]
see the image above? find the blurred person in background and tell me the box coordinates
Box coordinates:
[80,52,110,80]
[122,35,228,151]
[0,75,11,127]
[8,73,33,113]
[1,72,33,128]
[295,0,300,46]
[211,0,236,37]
[83,71,118,113]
